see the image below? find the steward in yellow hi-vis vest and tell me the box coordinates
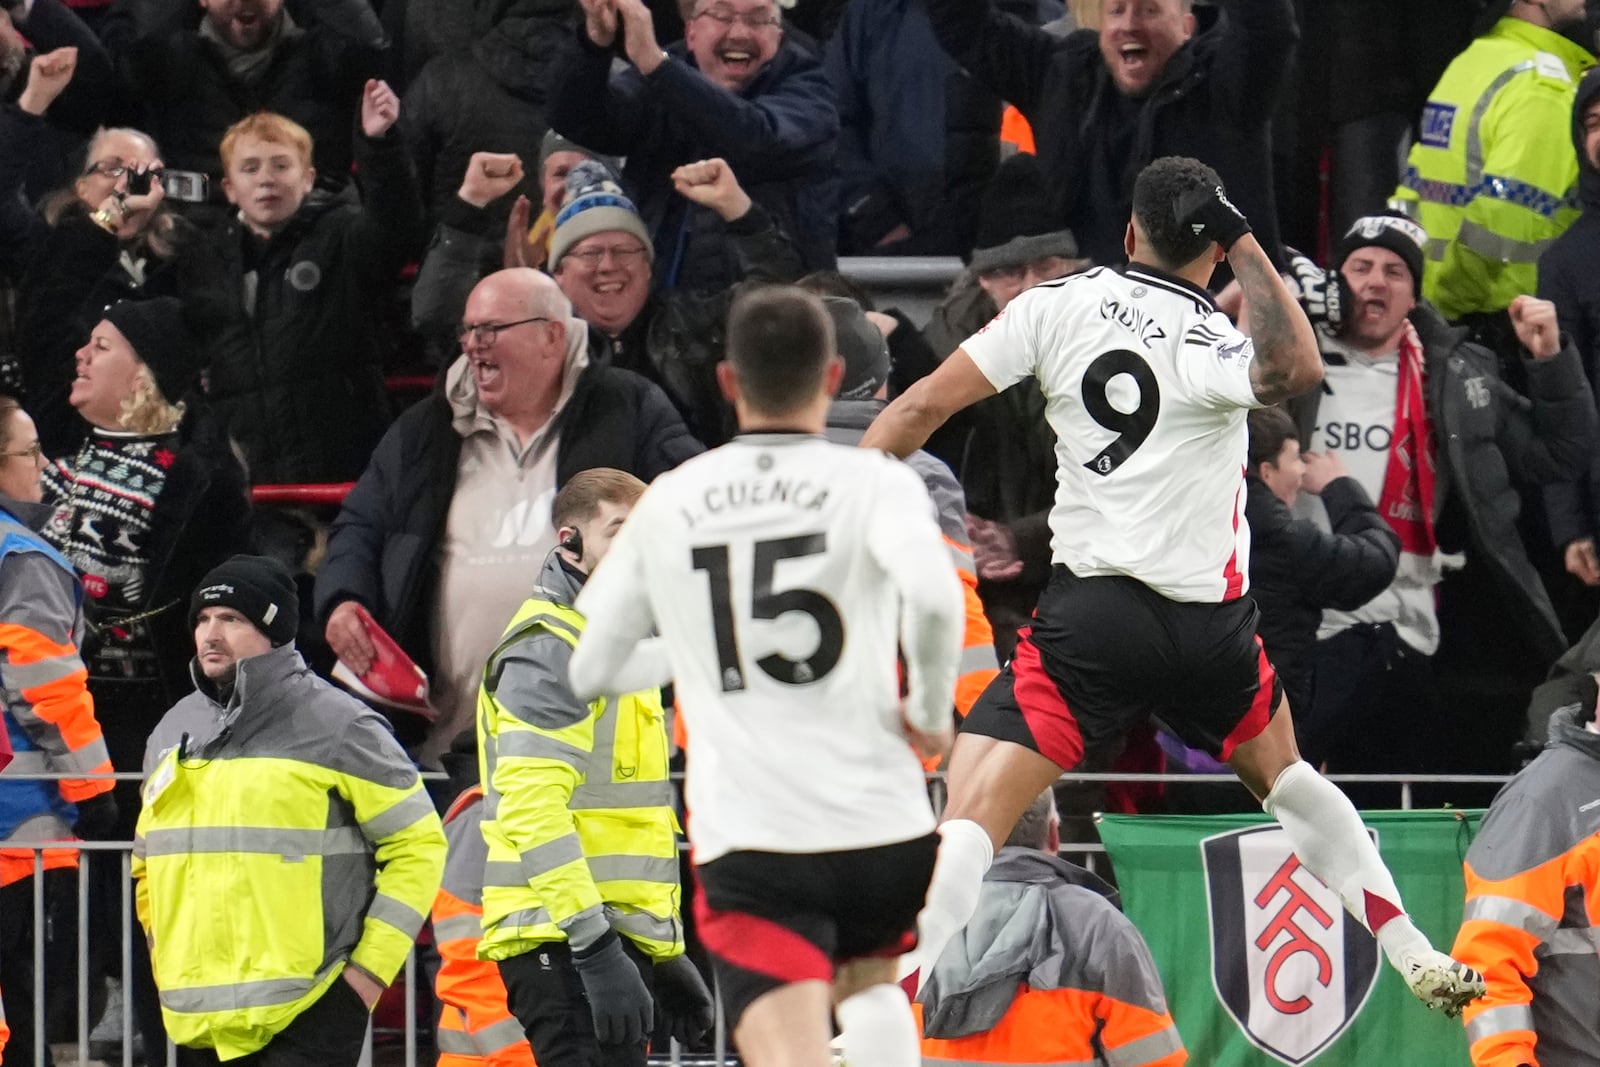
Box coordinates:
[1392,12,1596,321]
[134,556,446,1064]
[476,472,710,1067]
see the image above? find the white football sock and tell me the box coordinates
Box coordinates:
[1261,760,1432,971]
[836,983,919,1067]
[898,818,994,986]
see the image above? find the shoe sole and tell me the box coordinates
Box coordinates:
[1408,963,1486,1018]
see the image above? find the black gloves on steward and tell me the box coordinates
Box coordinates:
[73,792,119,840]
[653,953,714,1047]
[573,930,654,1046]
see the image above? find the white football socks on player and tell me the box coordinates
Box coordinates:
[835,983,920,1067]
[898,818,995,987]
[1261,760,1431,971]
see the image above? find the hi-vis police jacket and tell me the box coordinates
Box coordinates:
[0,497,114,885]
[133,644,447,1060]
[1452,704,1600,1067]
[476,553,683,963]
[1392,17,1593,321]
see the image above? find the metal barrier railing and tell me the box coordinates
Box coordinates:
[2,769,1510,1067]
[836,256,965,290]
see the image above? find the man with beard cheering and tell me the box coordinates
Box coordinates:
[134,555,446,1066]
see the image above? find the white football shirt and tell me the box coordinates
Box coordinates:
[571,434,965,863]
[961,265,1264,602]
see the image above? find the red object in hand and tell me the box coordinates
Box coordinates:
[331,604,434,720]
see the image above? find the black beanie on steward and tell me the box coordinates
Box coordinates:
[189,555,299,647]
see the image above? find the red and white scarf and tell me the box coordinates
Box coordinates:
[1377,320,1436,555]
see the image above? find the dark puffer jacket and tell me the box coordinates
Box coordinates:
[548,30,839,292]
[101,0,385,201]
[178,129,426,485]
[1293,304,1598,668]
[923,0,1296,267]
[825,0,1030,256]
[1536,65,1600,553]
[401,9,569,228]
[312,343,701,675]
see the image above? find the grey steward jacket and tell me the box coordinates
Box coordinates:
[919,848,1183,1065]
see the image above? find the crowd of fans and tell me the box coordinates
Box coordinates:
[3,0,1600,1061]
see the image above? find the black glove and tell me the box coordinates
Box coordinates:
[72,792,119,840]
[1283,250,1352,335]
[652,954,714,1047]
[1174,182,1251,252]
[572,930,654,1046]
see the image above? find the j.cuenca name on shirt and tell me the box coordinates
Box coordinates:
[680,475,830,529]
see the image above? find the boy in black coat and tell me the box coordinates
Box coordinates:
[1244,405,1398,761]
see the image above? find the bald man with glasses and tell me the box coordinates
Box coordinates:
[315,267,701,766]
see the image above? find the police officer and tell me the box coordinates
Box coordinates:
[1392,0,1599,330]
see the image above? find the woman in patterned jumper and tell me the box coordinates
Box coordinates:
[42,297,250,1055]
[44,297,251,802]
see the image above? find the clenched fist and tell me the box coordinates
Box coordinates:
[460,152,525,209]
[19,46,76,116]
[1508,295,1561,360]
[671,158,752,222]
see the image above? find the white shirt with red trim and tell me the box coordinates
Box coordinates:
[960,265,1264,603]
[572,434,963,863]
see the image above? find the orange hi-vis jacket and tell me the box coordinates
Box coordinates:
[917,849,1186,1067]
[433,788,537,1067]
[0,499,114,887]
[1452,705,1600,1067]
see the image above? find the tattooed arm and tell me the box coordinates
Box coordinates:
[1232,233,1324,404]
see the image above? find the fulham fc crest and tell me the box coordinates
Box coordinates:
[1201,825,1380,1064]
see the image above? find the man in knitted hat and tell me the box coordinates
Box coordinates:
[923,154,1087,660]
[412,154,803,445]
[1288,214,1596,795]
[135,553,446,1066]
[546,157,801,444]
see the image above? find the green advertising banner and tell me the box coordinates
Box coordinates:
[1098,811,1482,1066]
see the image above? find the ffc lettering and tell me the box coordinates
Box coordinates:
[1253,854,1334,1015]
[1203,824,1379,1064]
